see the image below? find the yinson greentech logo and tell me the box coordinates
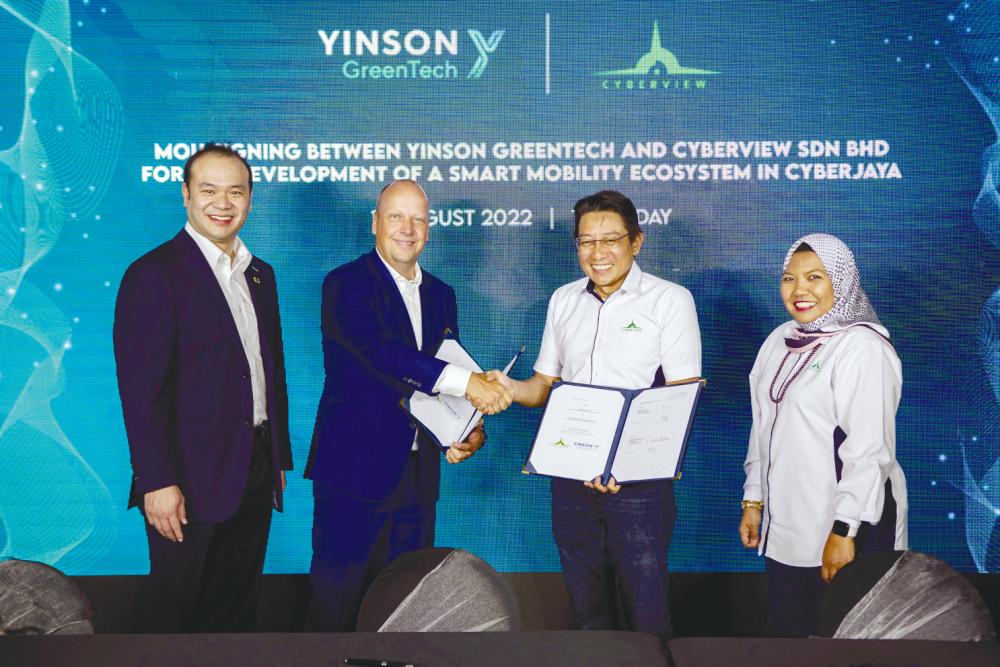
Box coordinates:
[467,30,504,78]
[622,320,643,332]
[594,21,717,92]
[317,28,504,81]
[552,438,568,448]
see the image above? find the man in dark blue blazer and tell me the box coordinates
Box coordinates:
[304,179,511,631]
[114,144,292,632]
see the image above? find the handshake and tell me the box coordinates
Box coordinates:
[465,370,516,415]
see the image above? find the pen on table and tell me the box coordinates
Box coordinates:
[344,659,415,667]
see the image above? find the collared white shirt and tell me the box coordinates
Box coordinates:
[534,262,701,388]
[375,249,471,449]
[185,223,267,426]
[743,323,908,567]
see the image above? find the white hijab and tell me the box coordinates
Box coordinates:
[783,233,887,336]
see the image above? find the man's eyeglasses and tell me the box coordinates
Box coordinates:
[575,233,630,250]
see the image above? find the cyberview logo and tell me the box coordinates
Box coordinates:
[317,28,504,81]
[593,21,717,92]
[622,320,643,333]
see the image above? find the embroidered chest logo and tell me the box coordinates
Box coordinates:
[552,438,568,448]
[622,320,643,332]
[809,360,822,372]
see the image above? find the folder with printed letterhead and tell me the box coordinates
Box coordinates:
[403,337,522,450]
[523,378,704,484]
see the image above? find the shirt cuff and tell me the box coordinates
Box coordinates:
[433,364,473,397]
[834,515,861,538]
[663,366,701,383]
[742,490,763,503]
[533,362,561,378]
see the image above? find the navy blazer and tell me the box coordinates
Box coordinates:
[305,250,457,501]
[113,230,293,522]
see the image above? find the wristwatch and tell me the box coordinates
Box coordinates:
[831,520,851,537]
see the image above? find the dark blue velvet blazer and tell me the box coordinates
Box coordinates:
[114,230,292,521]
[305,250,458,501]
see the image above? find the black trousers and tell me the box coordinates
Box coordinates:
[765,557,827,638]
[141,426,274,633]
[765,481,900,637]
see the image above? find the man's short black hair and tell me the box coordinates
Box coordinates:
[183,143,253,192]
[573,190,641,240]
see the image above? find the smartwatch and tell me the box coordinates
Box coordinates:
[831,520,851,537]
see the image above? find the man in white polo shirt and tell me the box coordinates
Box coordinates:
[489,190,701,640]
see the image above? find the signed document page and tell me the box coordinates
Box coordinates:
[526,383,624,481]
[408,339,521,449]
[610,382,700,482]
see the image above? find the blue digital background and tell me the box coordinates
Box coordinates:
[1,0,998,574]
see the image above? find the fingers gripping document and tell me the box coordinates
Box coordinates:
[523,379,704,484]
[405,338,522,450]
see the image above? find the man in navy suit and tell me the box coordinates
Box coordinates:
[114,143,292,632]
[304,179,511,631]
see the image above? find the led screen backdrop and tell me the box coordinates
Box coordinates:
[1,0,999,574]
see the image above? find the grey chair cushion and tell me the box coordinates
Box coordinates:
[832,551,996,641]
[358,548,520,632]
[0,559,93,635]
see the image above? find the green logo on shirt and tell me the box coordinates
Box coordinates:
[622,320,642,332]
[552,438,568,447]
[809,361,822,372]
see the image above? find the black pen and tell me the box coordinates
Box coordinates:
[344,659,415,667]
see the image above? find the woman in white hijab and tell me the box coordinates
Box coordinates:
[739,233,908,637]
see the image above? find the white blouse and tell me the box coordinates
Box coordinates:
[743,323,908,567]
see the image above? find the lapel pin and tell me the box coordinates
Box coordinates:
[253,275,262,285]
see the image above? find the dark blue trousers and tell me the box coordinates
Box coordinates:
[766,480,900,637]
[765,558,826,638]
[307,453,435,631]
[551,478,675,640]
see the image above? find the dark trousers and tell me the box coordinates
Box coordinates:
[307,453,436,632]
[142,426,274,633]
[551,478,676,641]
[765,558,826,638]
[765,480,900,637]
